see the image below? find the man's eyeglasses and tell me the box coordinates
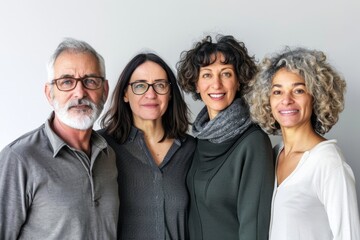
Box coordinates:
[51,76,105,91]
[129,81,171,95]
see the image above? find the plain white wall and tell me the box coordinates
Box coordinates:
[1,0,359,209]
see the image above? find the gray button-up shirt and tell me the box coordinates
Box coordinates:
[0,113,119,239]
[100,127,196,240]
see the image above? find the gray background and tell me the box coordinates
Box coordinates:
[1,0,359,210]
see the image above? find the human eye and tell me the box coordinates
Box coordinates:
[83,77,97,86]
[83,77,103,89]
[202,73,211,79]
[272,89,281,95]
[294,87,306,94]
[58,78,75,88]
[133,82,147,90]
[222,71,232,78]
[155,82,167,89]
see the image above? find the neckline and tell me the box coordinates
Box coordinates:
[275,147,308,188]
[275,139,336,188]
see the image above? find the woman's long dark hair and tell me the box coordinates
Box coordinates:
[100,53,190,143]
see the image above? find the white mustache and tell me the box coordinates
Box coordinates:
[66,99,94,110]
[52,96,105,130]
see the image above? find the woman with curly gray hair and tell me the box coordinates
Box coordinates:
[177,35,274,240]
[246,47,360,239]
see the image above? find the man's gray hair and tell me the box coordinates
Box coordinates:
[47,38,106,81]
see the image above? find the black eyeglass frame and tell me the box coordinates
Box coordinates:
[128,81,171,95]
[51,76,105,91]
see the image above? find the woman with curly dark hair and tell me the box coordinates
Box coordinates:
[246,47,360,239]
[177,35,274,240]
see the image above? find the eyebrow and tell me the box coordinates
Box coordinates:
[58,73,101,78]
[200,66,234,71]
[132,79,168,83]
[272,82,306,88]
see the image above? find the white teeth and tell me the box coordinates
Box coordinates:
[209,94,224,98]
[280,110,298,114]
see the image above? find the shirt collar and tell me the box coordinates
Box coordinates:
[128,125,182,146]
[45,112,109,157]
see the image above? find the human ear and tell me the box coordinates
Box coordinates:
[44,83,54,106]
[124,90,129,102]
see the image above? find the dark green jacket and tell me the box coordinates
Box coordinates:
[187,125,274,240]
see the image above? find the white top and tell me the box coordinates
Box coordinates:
[269,140,360,240]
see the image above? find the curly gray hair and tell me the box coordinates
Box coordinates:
[245,47,346,135]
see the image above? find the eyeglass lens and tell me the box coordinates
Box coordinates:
[54,77,103,91]
[130,82,170,95]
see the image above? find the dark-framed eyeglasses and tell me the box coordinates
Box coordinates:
[129,81,171,95]
[51,76,105,91]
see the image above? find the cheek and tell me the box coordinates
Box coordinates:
[126,95,138,109]
[305,100,314,114]
[195,83,200,93]
[51,92,67,105]
[126,97,141,115]
[195,80,207,93]
[162,95,171,106]
[228,85,238,97]
[269,98,278,116]
[269,97,275,108]
[231,78,239,89]
[156,95,170,114]
[88,91,104,103]
[196,82,208,94]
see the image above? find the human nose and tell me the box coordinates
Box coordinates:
[281,92,294,105]
[72,80,87,99]
[211,75,222,89]
[144,84,157,98]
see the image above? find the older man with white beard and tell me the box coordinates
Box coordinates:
[0,38,119,240]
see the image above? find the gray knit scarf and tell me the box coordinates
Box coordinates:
[192,98,252,143]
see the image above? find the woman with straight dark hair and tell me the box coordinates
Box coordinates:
[100,53,196,240]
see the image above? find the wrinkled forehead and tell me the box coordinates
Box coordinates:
[53,51,101,78]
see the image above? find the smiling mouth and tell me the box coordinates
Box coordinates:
[279,110,299,114]
[209,93,225,99]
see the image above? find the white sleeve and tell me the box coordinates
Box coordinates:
[319,148,360,240]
